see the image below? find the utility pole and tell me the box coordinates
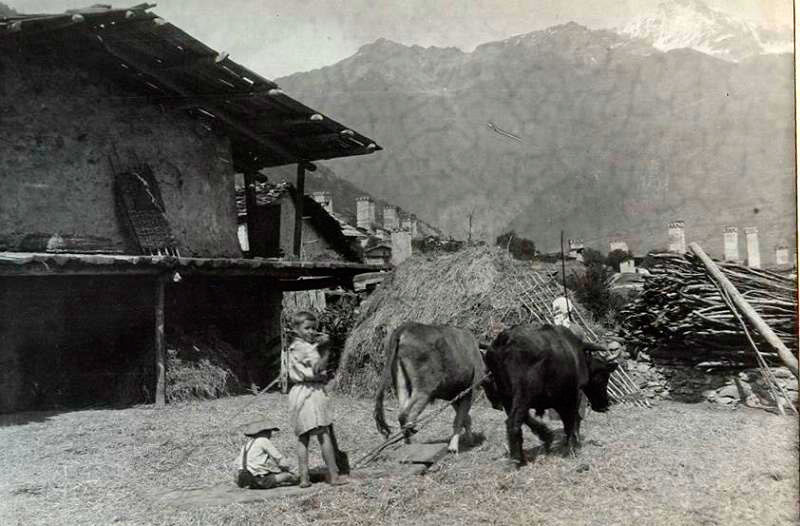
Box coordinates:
[560,230,572,323]
[467,209,474,246]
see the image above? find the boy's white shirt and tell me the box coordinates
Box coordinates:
[234,436,287,475]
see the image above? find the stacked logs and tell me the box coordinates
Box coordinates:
[620,252,797,367]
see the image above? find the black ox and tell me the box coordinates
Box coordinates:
[481,324,619,466]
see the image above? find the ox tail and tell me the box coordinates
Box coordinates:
[374,326,402,438]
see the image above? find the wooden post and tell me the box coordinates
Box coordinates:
[263,286,288,394]
[293,163,306,258]
[689,242,799,378]
[243,171,259,258]
[154,276,167,407]
[560,230,572,323]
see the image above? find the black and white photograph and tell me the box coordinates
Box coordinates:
[0,1,797,524]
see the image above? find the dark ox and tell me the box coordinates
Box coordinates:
[375,322,485,453]
[481,324,619,466]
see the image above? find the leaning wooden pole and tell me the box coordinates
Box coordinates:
[154,276,167,407]
[689,242,799,379]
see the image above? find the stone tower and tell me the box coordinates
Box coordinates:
[668,221,686,253]
[383,205,399,231]
[744,227,760,268]
[723,226,739,262]
[356,196,375,230]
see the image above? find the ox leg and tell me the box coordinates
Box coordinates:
[399,392,431,444]
[505,395,528,467]
[524,414,554,453]
[448,393,472,453]
[395,361,412,435]
[570,391,585,451]
[555,401,580,457]
[463,412,473,446]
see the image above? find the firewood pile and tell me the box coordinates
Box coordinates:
[620,252,797,367]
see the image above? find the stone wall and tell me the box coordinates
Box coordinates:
[624,355,798,410]
[0,51,241,257]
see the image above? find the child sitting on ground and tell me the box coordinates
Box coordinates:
[234,420,298,489]
[287,311,347,487]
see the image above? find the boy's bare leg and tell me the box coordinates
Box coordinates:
[297,434,311,487]
[317,429,348,486]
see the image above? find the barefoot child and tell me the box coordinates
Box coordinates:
[234,420,298,489]
[287,311,347,487]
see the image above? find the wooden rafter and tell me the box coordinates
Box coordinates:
[100,39,301,165]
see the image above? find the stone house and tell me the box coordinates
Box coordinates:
[0,5,383,412]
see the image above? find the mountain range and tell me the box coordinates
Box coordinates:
[620,0,792,62]
[276,0,794,261]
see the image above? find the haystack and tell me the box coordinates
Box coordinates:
[166,328,248,403]
[335,247,559,396]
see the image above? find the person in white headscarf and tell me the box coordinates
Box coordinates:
[552,296,574,328]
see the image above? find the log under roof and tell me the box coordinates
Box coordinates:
[0,252,387,289]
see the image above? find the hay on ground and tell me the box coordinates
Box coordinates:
[166,329,248,403]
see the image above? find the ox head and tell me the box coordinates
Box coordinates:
[479,342,505,411]
[582,343,621,413]
[481,373,504,410]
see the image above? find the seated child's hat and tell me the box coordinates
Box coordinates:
[242,419,280,436]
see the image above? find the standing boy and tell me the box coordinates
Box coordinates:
[287,311,348,487]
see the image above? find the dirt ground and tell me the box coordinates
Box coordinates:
[1,394,797,526]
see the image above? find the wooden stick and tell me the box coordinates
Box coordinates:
[689,243,798,379]
[242,171,259,258]
[560,231,572,323]
[717,281,796,415]
[154,276,166,407]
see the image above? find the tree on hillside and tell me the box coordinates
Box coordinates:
[570,248,612,320]
[496,230,536,260]
[0,2,17,16]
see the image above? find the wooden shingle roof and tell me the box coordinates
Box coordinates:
[0,3,382,170]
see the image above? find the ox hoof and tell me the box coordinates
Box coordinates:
[561,447,578,459]
[505,459,524,471]
[447,436,460,454]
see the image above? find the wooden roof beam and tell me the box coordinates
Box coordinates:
[100,39,301,165]
[152,51,218,71]
[1,6,155,38]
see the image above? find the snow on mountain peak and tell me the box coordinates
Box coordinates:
[619,0,791,62]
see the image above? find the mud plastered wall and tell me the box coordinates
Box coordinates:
[0,53,240,257]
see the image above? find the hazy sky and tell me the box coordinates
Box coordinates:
[10,0,793,78]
